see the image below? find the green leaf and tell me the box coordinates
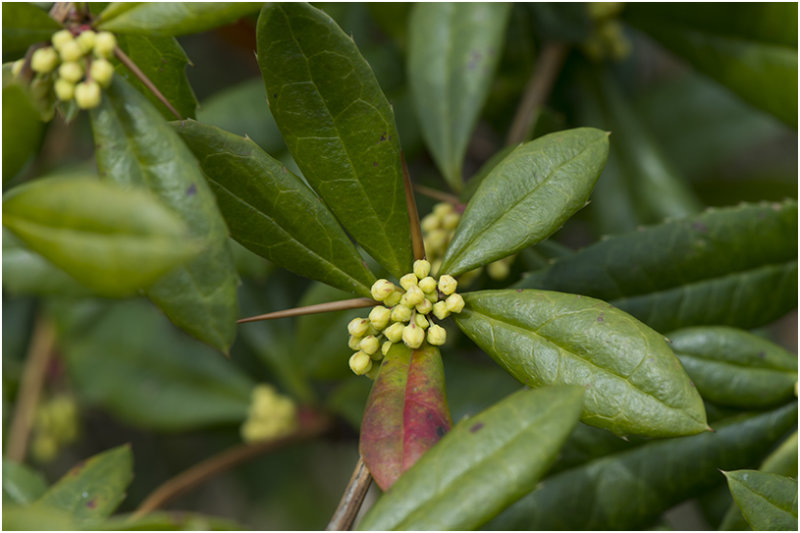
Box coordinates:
[37,445,133,524]
[99,511,244,530]
[57,299,252,431]
[90,76,238,352]
[455,289,708,437]
[407,2,510,191]
[3,68,46,180]
[761,431,798,479]
[490,402,798,530]
[2,504,77,531]
[516,202,798,332]
[2,460,47,505]
[725,470,798,531]
[97,2,261,36]
[627,3,797,127]
[115,34,197,120]
[669,327,797,408]
[173,119,376,297]
[360,343,451,490]
[439,128,609,276]
[358,386,584,530]
[1,3,61,61]
[2,176,200,297]
[256,2,413,279]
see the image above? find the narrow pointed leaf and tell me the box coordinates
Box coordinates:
[90,77,238,352]
[360,343,451,490]
[358,386,585,530]
[2,460,47,505]
[408,2,510,191]
[490,402,798,530]
[3,177,199,297]
[97,2,261,36]
[257,2,413,279]
[174,119,375,297]
[440,128,609,276]
[36,445,133,524]
[455,289,708,437]
[725,470,798,531]
[516,201,798,332]
[1,3,61,60]
[669,326,798,408]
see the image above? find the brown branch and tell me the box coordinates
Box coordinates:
[133,410,332,518]
[505,42,568,147]
[402,154,426,261]
[326,456,373,531]
[413,184,463,207]
[49,2,74,24]
[113,47,183,120]
[238,298,377,324]
[7,317,56,462]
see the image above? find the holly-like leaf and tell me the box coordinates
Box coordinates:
[455,289,708,437]
[669,326,798,408]
[174,119,375,297]
[407,2,510,191]
[724,470,798,531]
[439,128,609,276]
[2,176,199,297]
[516,202,798,332]
[2,460,47,505]
[90,77,238,352]
[36,445,133,524]
[96,2,261,36]
[358,386,584,530]
[257,2,413,279]
[490,402,798,530]
[360,343,451,490]
[1,3,61,61]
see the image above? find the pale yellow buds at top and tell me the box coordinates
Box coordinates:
[383,322,404,343]
[421,214,439,233]
[427,324,447,345]
[12,59,24,77]
[31,47,59,74]
[371,279,395,301]
[347,317,370,337]
[433,202,454,217]
[58,61,83,83]
[348,335,362,351]
[402,323,425,349]
[418,276,437,294]
[414,313,429,329]
[349,351,373,375]
[487,259,511,280]
[90,58,114,87]
[438,275,457,295]
[384,289,402,307]
[54,78,75,101]
[426,229,448,252]
[59,40,84,62]
[401,285,425,307]
[433,300,450,320]
[446,293,465,313]
[368,305,391,330]
[94,31,117,58]
[360,335,379,356]
[399,273,418,291]
[413,259,431,279]
[381,340,393,356]
[76,30,96,53]
[416,298,433,315]
[51,29,74,50]
[391,304,412,323]
[75,80,101,109]
[442,212,460,231]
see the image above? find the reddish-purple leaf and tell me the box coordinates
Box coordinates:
[359,343,452,490]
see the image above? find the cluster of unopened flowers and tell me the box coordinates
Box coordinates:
[347,258,464,377]
[240,384,297,443]
[14,27,117,109]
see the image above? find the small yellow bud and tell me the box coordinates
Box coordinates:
[427,324,447,345]
[402,323,425,349]
[59,40,83,62]
[349,351,372,375]
[381,340,393,356]
[90,58,114,87]
[94,31,117,58]
[413,259,431,279]
[438,275,458,295]
[421,213,439,232]
[31,47,59,74]
[58,61,83,83]
[487,259,511,280]
[418,276,437,294]
[371,279,395,301]
[51,29,74,50]
[446,293,465,313]
[400,285,425,307]
[74,80,101,109]
[425,291,439,303]
[76,30,96,53]
[426,229,448,252]
[442,211,460,230]
[360,335,380,355]
[12,59,24,77]
[414,313,429,329]
[416,298,432,315]
[384,289,402,307]
[347,317,370,337]
[383,322,404,343]
[348,335,362,351]
[391,305,412,323]
[368,305,391,330]
[433,202,454,217]
[399,273,418,291]
[433,301,450,320]
[54,78,74,101]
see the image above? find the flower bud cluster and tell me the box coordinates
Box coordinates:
[31,394,79,464]
[240,384,297,443]
[347,259,464,376]
[583,3,630,61]
[16,28,117,110]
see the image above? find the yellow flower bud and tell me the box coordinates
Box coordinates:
[416,298,432,315]
[360,335,379,355]
[400,285,425,307]
[418,276,437,294]
[442,211,460,230]
[58,61,83,83]
[54,78,74,101]
[446,293,465,313]
[76,30,96,53]
[371,279,396,301]
[487,259,511,280]
[31,47,59,74]
[438,275,458,295]
[12,59,24,77]
[413,259,431,279]
[402,323,425,349]
[90,58,114,87]
[433,202,454,217]
[383,322,404,343]
[391,304,412,323]
[427,324,447,345]
[399,273,418,291]
[414,313,429,329]
[74,80,101,109]
[433,301,450,320]
[421,213,439,232]
[59,40,83,62]
[94,31,117,58]
[381,340,393,356]
[347,317,370,337]
[348,335,362,351]
[426,229,448,252]
[349,351,372,375]
[384,289,402,307]
[368,305,391,330]
[425,291,439,303]
[51,29,74,50]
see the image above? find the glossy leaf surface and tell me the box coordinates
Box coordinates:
[174,119,375,297]
[257,2,412,279]
[440,128,609,276]
[669,326,797,408]
[490,402,798,530]
[2,70,45,179]
[97,2,261,36]
[91,77,238,352]
[3,177,198,296]
[455,289,708,437]
[2,460,47,505]
[725,470,798,531]
[358,386,584,530]
[408,2,510,191]
[516,202,798,332]
[1,3,61,60]
[360,343,451,490]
